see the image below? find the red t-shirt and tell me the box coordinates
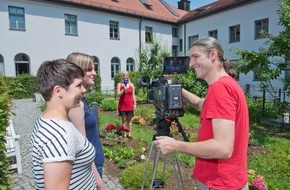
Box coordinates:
[193,76,249,189]
[118,85,134,111]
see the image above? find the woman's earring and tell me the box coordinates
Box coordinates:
[59,94,63,99]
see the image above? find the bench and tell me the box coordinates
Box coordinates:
[5,119,22,173]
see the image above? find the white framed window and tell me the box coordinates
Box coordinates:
[229,25,240,43]
[140,0,152,10]
[9,6,25,30]
[172,45,178,56]
[172,27,178,37]
[253,72,259,81]
[65,14,78,35]
[126,58,135,72]
[111,57,120,79]
[255,18,269,39]
[179,39,183,52]
[145,26,153,43]
[188,35,199,49]
[92,56,100,74]
[208,29,218,39]
[0,54,4,76]
[110,21,119,40]
[285,68,290,80]
[15,53,30,75]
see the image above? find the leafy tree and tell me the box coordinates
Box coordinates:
[235,0,290,99]
[138,36,170,78]
[176,69,208,98]
[138,35,208,100]
[0,77,13,189]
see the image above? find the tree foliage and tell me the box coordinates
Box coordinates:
[0,77,13,189]
[138,36,208,98]
[235,0,290,98]
[176,69,208,98]
[138,36,170,78]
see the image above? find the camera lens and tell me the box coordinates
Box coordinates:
[138,77,151,87]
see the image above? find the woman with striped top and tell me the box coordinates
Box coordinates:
[30,59,103,189]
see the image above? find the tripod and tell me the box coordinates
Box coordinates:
[141,118,189,190]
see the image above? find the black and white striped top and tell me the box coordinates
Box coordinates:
[30,117,97,190]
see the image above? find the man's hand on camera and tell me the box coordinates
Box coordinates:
[154,136,176,155]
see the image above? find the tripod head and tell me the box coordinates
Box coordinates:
[152,116,189,142]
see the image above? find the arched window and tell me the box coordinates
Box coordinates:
[0,54,4,76]
[111,57,120,79]
[92,56,100,74]
[15,53,30,75]
[126,57,135,72]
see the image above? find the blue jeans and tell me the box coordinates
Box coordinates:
[96,165,103,178]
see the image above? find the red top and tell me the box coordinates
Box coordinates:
[193,76,249,189]
[118,85,134,111]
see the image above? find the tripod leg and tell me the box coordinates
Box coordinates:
[141,142,155,190]
[150,148,161,190]
[171,153,185,190]
[142,144,185,190]
[162,155,167,184]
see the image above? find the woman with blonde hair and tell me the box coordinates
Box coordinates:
[66,52,105,189]
[116,71,136,139]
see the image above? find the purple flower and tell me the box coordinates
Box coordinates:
[252,179,267,190]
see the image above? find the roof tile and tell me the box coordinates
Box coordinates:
[61,0,188,22]
[43,0,255,23]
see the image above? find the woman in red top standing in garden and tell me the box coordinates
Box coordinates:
[117,71,136,139]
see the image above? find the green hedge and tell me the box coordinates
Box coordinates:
[3,74,102,100]
[93,74,102,93]
[0,76,13,189]
[3,75,37,99]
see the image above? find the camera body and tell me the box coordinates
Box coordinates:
[138,56,190,119]
[139,76,184,137]
[139,76,184,119]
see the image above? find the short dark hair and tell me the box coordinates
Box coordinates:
[36,59,84,101]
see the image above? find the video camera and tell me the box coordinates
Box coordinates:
[138,56,190,120]
[140,57,190,190]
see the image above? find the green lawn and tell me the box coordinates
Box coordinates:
[99,105,290,189]
[248,124,290,189]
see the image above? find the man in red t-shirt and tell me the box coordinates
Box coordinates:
[154,37,249,190]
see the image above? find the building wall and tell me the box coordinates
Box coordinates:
[184,0,288,101]
[1,0,287,101]
[0,0,173,92]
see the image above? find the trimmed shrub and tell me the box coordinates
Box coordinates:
[84,92,104,105]
[3,75,37,99]
[0,77,13,188]
[100,98,117,111]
